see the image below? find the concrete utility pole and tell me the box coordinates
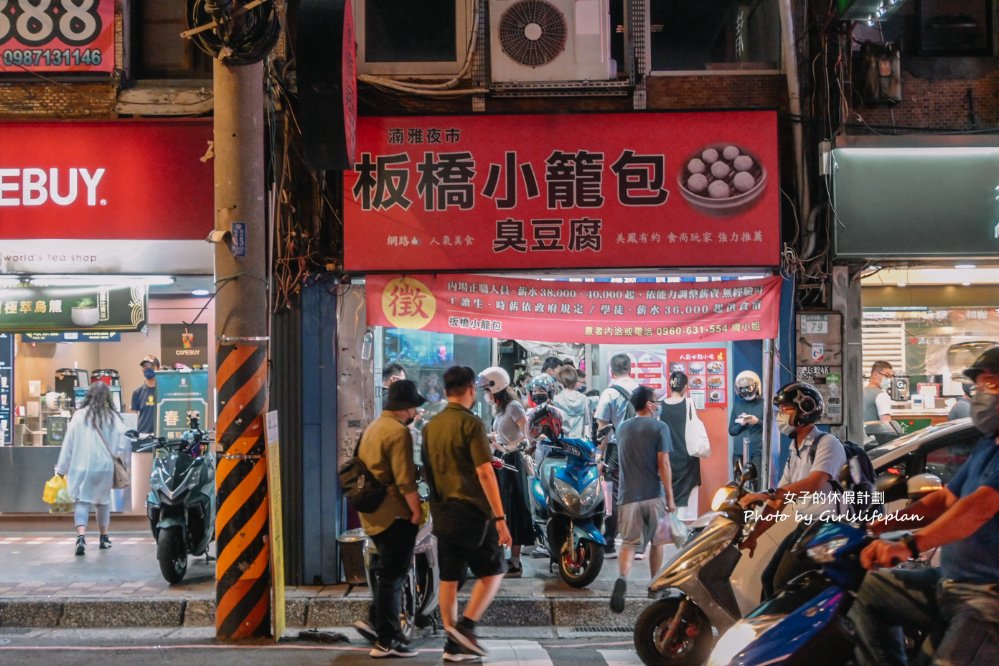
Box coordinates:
[212,58,272,640]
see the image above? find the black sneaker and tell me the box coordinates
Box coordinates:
[446,621,486,657]
[353,619,378,644]
[369,639,418,658]
[75,536,85,556]
[99,535,112,550]
[504,560,523,578]
[610,577,627,613]
[443,639,482,662]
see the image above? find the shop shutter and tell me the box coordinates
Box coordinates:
[861,321,906,378]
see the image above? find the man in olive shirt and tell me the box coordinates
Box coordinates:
[355,380,425,659]
[423,366,511,660]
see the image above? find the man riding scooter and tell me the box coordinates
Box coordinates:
[848,348,999,666]
[739,382,847,599]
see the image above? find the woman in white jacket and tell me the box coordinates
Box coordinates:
[55,382,127,556]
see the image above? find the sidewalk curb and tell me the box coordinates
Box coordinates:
[0,596,651,629]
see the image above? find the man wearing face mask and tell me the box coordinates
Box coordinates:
[131,355,160,435]
[739,382,846,599]
[729,370,765,482]
[848,349,999,666]
[863,360,895,435]
[352,379,426,658]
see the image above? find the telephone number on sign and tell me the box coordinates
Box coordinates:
[2,48,102,67]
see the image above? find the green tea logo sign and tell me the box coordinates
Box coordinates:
[0,284,146,333]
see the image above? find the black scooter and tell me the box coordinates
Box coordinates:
[127,413,215,584]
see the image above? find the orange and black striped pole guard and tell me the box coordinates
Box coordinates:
[215,342,270,639]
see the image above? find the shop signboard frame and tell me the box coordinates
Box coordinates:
[366,273,781,344]
[0,284,146,333]
[0,0,114,74]
[344,111,780,272]
[0,120,214,275]
[795,312,844,425]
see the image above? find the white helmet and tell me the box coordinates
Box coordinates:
[735,370,762,400]
[476,366,510,394]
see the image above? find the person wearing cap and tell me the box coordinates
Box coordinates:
[848,348,999,666]
[352,379,426,659]
[131,355,160,435]
[729,370,765,484]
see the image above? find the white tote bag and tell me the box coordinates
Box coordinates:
[684,400,711,458]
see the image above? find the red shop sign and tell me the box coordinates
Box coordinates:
[344,111,780,272]
[0,0,114,73]
[0,121,213,240]
[366,274,781,344]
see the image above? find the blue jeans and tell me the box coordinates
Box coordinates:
[74,501,111,531]
[849,566,999,665]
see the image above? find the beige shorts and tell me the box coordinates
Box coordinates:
[618,497,668,548]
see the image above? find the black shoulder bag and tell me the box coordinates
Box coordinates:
[338,428,388,514]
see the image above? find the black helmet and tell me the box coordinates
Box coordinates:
[772,382,824,427]
[963,346,999,382]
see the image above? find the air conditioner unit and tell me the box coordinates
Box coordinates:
[489,0,613,83]
[355,0,474,77]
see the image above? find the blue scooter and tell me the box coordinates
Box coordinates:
[530,436,607,588]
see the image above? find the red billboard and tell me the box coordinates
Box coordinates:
[0,0,114,73]
[366,274,781,344]
[0,120,213,240]
[344,111,780,272]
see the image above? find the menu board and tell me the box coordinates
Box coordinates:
[666,347,729,408]
[0,334,11,444]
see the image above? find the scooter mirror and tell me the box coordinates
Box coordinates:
[741,462,758,483]
[875,472,908,504]
[733,458,744,478]
[907,473,943,502]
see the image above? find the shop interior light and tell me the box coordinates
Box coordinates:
[897,281,907,288]
[955,264,976,270]
[30,275,175,287]
[191,289,211,297]
[962,282,972,287]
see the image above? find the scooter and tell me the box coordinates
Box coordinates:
[633,462,793,666]
[128,413,215,584]
[707,472,943,666]
[530,436,607,588]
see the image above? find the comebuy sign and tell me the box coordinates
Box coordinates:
[0,120,214,274]
[344,111,780,272]
[0,121,212,239]
[366,274,781,344]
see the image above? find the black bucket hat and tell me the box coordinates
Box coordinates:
[963,347,999,382]
[385,380,427,410]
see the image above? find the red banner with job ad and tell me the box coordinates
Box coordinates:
[366,274,781,344]
[344,111,780,272]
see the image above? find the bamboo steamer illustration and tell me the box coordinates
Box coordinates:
[679,143,768,217]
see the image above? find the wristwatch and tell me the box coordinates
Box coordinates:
[493,515,506,522]
[900,532,920,558]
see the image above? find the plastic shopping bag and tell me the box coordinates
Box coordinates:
[51,487,72,513]
[655,511,690,548]
[42,474,66,505]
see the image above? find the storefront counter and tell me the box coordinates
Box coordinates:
[892,409,952,431]
[0,447,152,515]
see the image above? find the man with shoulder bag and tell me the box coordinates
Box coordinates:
[422,366,512,662]
[352,380,426,659]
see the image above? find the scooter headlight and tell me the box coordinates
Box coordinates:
[708,615,782,666]
[578,478,602,510]
[552,478,581,513]
[806,536,849,564]
[711,483,738,512]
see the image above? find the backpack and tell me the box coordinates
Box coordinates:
[809,434,882,517]
[337,429,388,514]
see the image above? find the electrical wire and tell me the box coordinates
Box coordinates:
[187,0,280,66]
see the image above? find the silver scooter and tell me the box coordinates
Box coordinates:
[634,463,764,666]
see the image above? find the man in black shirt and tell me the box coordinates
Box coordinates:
[131,355,159,434]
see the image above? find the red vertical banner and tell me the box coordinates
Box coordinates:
[667,348,728,408]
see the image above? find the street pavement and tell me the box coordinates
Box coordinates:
[0,529,663,629]
[0,627,646,665]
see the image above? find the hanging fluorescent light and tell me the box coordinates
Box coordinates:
[29,275,174,287]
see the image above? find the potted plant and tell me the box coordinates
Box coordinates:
[71,297,100,327]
